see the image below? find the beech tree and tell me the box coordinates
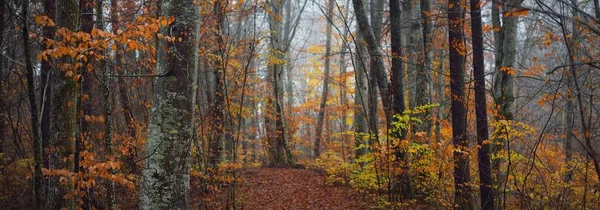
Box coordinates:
[470,0,494,208]
[448,0,473,208]
[138,0,200,208]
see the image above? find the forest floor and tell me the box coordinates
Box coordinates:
[235,168,375,209]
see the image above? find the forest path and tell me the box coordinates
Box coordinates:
[237,168,372,209]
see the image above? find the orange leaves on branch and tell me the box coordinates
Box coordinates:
[500,66,516,75]
[504,9,530,17]
[35,15,55,27]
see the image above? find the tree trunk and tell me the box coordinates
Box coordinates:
[75,1,95,207]
[40,0,55,171]
[415,0,432,134]
[354,34,369,159]
[594,0,600,20]
[138,0,200,208]
[470,0,494,209]
[209,0,226,166]
[48,0,80,207]
[21,2,43,208]
[96,0,115,207]
[339,0,351,160]
[314,0,334,158]
[352,0,390,152]
[0,0,5,155]
[448,0,473,209]
[267,0,297,167]
[111,0,139,174]
[390,0,412,200]
[492,1,521,207]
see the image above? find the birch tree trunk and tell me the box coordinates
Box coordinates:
[138,0,200,208]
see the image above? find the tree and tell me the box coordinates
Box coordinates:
[470,0,494,208]
[47,0,79,207]
[138,0,200,208]
[266,0,307,166]
[415,0,433,134]
[390,0,412,200]
[352,0,390,151]
[354,33,369,158]
[448,0,473,208]
[314,0,334,158]
[21,1,43,208]
[492,1,522,206]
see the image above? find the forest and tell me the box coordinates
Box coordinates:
[1,0,600,209]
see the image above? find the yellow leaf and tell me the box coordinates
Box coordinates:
[161,19,168,27]
[65,71,74,77]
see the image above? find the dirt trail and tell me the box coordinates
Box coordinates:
[238,168,372,210]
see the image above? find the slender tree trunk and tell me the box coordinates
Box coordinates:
[138,0,200,208]
[22,2,43,208]
[339,0,351,159]
[314,0,334,158]
[40,0,55,171]
[435,50,445,143]
[0,0,4,155]
[594,0,600,20]
[75,1,95,207]
[95,0,115,207]
[448,0,473,209]
[491,1,503,208]
[112,0,138,174]
[210,0,226,166]
[470,0,494,209]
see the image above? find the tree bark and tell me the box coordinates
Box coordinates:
[48,0,80,207]
[492,1,521,207]
[21,2,43,208]
[470,0,494,209]
[390,0,412,200]
[40,0,55,172]
[111,0,139,174]
[354,34,369,159]
[594,0,600,20]
[314,0,334,158]
[138,0,200,208]
[267,0,299,167]
[448,0,473,209]
[0,0,5,155]
[352,0,390,154]
[415,0,433,134]
[95,0,115,207]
